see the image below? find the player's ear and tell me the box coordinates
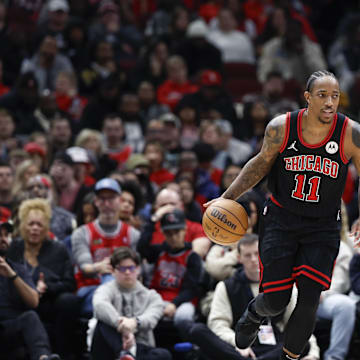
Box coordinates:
[304,91,310,104]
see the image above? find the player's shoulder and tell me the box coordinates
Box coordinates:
[264,113,287,141]
[268,113,287,127]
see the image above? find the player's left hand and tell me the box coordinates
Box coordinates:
[350,218,360,247]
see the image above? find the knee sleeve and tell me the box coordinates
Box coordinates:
[255,291,292,317]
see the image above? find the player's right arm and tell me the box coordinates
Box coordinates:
[204,114,286,206]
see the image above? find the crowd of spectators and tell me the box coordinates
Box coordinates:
[1,0,360,360]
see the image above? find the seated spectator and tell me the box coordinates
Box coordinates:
[137,188,210,260]
[23,142,48,172]
[118,93,145,153]
[11,159,40,204]
[49,151,89,214]
[20,35,74,93]
[242,71,299,119]
[190,234,319,360]
[88,1,143,70]
[192,141,221,205]
[200,119,253,171]
[33,90,60,134]
[148,209,203,338]
[0,219,61,360]
[7,199,78,360]
[66,146,95,187]
[316,219,356,360]
[91,247,172,360]
[0,72,41,136]
[157,55,198,110]
[103,113,133,169]
[176,103,200,150]
[47,116,73,164]
[144,140,174,187]
[207,8,255,64]
[176,69,238,127]
[257,18,327,86]
[25,174,76,242]
[137,81,170,123]
[0,108,18,162]
[175,19,223,78]
[34,0,70,51]
[78,40,118,97]
[130,39,169,90]
[79,73,122,130]
[54,71,88,123]
[125,153,156,205]
[117,180,144,231]
[71,178,140,317]
[176,176,202,224]
[0,160,15,211]
[158,113,183,173]
[240,97,272,152]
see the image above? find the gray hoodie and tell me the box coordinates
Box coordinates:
[93,280,164,346]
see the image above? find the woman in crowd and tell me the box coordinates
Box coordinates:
[7,198,79,360]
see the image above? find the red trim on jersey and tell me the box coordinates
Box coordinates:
[298,109,338,148]
[258,255,264,292]
[340,117,349,164]
[263,284,294,293]
[293,264,331,283]
[270,195,283,207]
[279,112,291,153]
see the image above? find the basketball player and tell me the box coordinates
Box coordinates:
[205,70,360,360]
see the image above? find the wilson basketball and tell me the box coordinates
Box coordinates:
[202,198,248,245]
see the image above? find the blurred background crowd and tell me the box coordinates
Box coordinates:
[1,0,360,360]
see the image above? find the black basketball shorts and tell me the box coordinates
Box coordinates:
[258,199,341,293]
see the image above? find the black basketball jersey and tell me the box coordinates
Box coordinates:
[268,109,349,218]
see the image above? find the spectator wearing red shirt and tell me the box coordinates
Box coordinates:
[157,55,198,110]
[102,114,132,169]
[54,71,88,122]
[143,140,174,187]
[137,188,211,260]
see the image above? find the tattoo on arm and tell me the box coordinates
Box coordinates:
[222,118,284,200]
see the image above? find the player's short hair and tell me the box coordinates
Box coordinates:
[306,70,337,92]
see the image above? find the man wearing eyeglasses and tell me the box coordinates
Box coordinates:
[72,178,140,317]
[91,247,172,360]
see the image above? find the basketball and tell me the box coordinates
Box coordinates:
[202,198,248,245]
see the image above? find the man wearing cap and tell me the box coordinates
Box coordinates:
[71,178,140,316]
[149,209,202,339]
[35,0,70,51]
[0,220,61,360]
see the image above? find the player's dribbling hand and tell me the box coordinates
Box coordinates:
[350,218,360,248]
[203,197,224,208]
